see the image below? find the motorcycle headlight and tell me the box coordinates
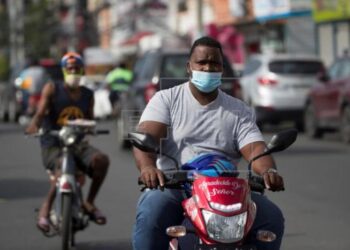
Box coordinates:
[59,127,77,146]
[66,135,76,145]
[202,210,247,243]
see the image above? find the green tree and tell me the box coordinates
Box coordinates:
[0,4,9,80]
[24,0,60,59]
[0,4,8,46]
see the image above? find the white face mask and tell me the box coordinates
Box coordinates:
[190,70,222,93]
[64,74,82,88]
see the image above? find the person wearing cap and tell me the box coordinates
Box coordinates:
[25,52,110,233]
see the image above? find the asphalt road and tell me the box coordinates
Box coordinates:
[0,121,349,250]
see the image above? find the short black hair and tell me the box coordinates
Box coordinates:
[189,36,223,58]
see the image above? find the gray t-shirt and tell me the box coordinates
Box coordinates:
[139,82,264,170]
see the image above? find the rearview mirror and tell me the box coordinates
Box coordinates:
[249,128,298,165]
[266,128,298,154]
[128,132,159,153]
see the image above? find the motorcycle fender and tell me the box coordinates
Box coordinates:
[59,174,75,193]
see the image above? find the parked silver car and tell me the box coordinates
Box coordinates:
[240,53,324,130]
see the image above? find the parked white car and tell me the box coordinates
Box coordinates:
[239,53,324,130]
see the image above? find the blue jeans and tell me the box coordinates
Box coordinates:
[132,189,284,250]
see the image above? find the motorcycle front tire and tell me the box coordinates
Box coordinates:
[61,193,73,250]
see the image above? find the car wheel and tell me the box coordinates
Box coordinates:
[8,99,20,123]
[295,121,304,132]
[0,93,8,122]
[3,111,10,122]
[340,105,350,143]
[0,108,9,122]
[304,103,323,138]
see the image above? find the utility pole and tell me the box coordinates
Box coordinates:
[7,0,25,71]
[196,0,204,38]
[168,0,178,34]
[131,0,137,33]
[68,0,77,51]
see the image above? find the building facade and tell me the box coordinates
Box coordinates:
[313,0,350,66]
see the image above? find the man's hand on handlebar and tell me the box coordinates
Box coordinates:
[263,169,285,192]
[140,166,165,190]
[25,123,39,135]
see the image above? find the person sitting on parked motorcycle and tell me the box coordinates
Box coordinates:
[132,36,285,250]
[25,52,110,233]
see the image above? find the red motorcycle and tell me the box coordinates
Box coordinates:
[128,129,297,250]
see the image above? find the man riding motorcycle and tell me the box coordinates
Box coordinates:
[25,52,110,233]
[132,36,285,250]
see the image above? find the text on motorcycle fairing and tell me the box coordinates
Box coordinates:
[209,188,236,196]
[198,179,242,191]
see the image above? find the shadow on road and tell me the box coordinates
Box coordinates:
[0,178,48,200]
[76,239,132,250]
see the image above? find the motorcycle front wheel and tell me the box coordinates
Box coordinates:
[61,193,73,250]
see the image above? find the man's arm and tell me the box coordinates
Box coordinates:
[25,82,54,134]
[133,120,168,189]
[240,141,284,191]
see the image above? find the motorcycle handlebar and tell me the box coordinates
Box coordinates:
[249,175,266,193]
[138,171,266,193]
[24,129,50,138]
[24,132,41,138]
[138,171,190,190]
[26,129,110,138]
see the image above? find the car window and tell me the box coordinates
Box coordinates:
[132,55,146,78]
[328,61,343,80]
[243,59,261,75]
[160,54,188,78]
[269,60,323,75]
[338,59,350,79]
[133,52,160,81]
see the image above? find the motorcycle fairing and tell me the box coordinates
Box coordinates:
[182,176,256,245]
[59,174,76,193]
[194,176,250,216]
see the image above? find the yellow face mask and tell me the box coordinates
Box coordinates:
[63,69,83,88]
